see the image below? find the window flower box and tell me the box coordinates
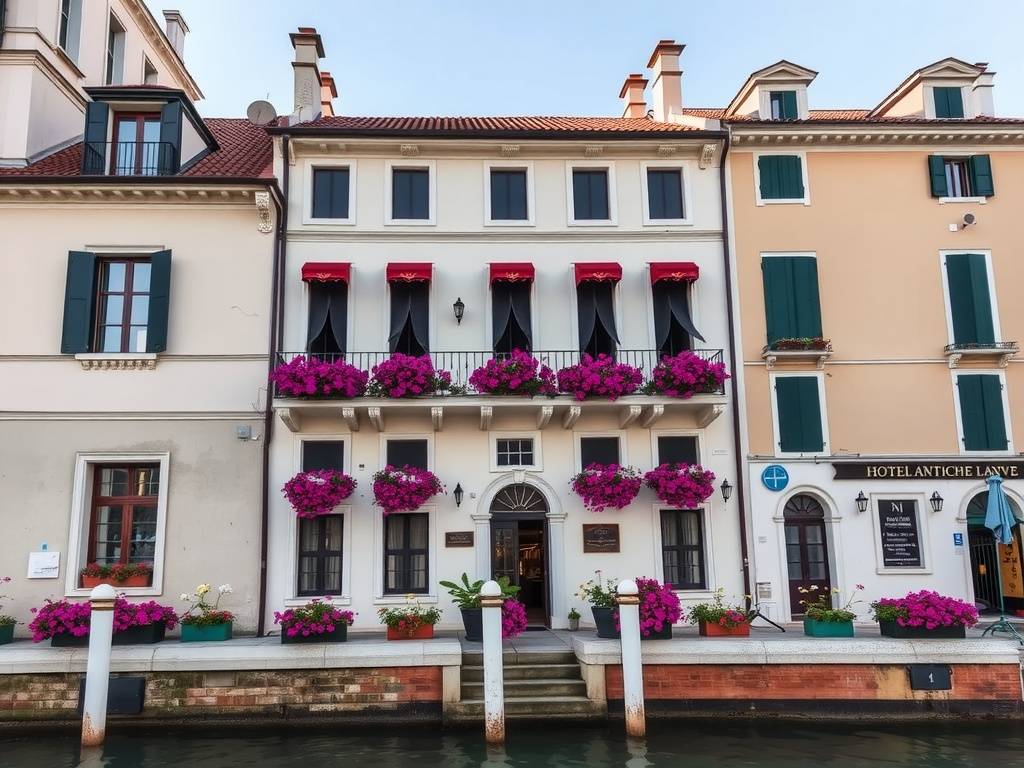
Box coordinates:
[386,624,434,641]
[570,463,642,512]
[366,354,455,398]
[698,619,750,637]
[468,350,557,397]
[270,356,368,398]
[803,618,854,638]
[378,597,441,640]
[30,597,176,646]
[79,563,153,589]
[282,469,357,519]
[282,623,348,644]
[181,622,233,643]
[0,623,14,646]
[643,463,716,509]
[761,338,833,370]
[372,465,443,514]
[871,590,977,639]
[878,621,965,640]
[275,599,354,644]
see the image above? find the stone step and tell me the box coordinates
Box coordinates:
[461,678,588,699]
[447,696,606,721]
[461,663,582,682]
[460,650,577,666]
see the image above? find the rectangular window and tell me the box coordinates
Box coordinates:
[105,14,125,85]
[769,90,798,120]
[945,253,995,346]
[957,374,1008,452]
[934,86,965,119]
[580,436,620,467]
[652,280,703,356]
[95,258,152,353]
[307,281,347,354]
[59,0,82,61]
[660,510,706,590]
[496,438,535,468]
[112,113,162,176]
[297,515,343,596]
[312,168,350,219]
[657,436,699,466]
[143,58,158,85]
[761,255,822,346]
[489,169,528,221]
[384,513,429,594]
[774,376,825,454]
[492,280,532,354]
[572,169,610,220]
[577,281,618,357]
[89,465,160,567]
[59,0,72,48]
[928,155,993,198]
[646,169,685,220]
[302,440,345,472]
[757,155,805,202]
[392,168,430,220]
[388,281,429,355]
[386,439,429,470]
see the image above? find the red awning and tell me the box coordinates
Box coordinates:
[574,262,622,284]
[386,263,432,283]
[301,262,350,283]
[489,263,535,283]
[650,262,700,283]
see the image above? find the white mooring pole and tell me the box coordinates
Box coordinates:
[81,584,117,747]
[616,578,646,738]
[480,579,506,745]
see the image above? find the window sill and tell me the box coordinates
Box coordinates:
[384,219,436,226]
[284,596,351,607]
[305,217,355,226]
[756,198,810,207]
[66,586,162,598]
[944,342,1018,369]
[939,196,987,205]
[484,220,535,227]
[75,353,158,370]
[762,348,832,370]
[642,219,694,227]
[567,220,618,227]
[373,595,438,606]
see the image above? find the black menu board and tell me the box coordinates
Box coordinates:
[877,499,923,568]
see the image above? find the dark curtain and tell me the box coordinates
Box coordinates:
[307,282,348,354]
[492,282,533,353]
[389,282,430,354]
[577,281,619,356]
[653,281,704,356]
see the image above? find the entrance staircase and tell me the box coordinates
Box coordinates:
[447,649,605,722]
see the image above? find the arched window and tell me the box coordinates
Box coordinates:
[491,484,548,513]
[783,494,825,519]
[966,491,1022,525]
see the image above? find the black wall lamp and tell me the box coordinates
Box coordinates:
[453,297,465,324]
[929,491,944,513]
[720,479,733,503]
[855,491,869,514]
[454,483,464,507]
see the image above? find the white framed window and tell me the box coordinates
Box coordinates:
[756,84,809,121]
[951,369,1014,456]
[483,160,535,226]
[303,158,357,225]
[869,493,932,575]
[385,159,436,225]
[143,57,158,85]
[640,161,692,225]
[65,452,170,598]
[104,12,126,86]
[650,502,716,595]
[769,371,830,458]
[380,434,434,471]
[490,431,543,472]
[924,83,969,120]
[565,161,618,226]
[650,430,703,466]
[574,431,627,471]
[939,250,1001,348]
[58,0,84,63]
[753,151,810,206]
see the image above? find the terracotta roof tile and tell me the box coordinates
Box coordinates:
[287,115,699,134]
[681,107,1024,124]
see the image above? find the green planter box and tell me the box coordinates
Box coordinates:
[181,622,233,642]
[0,623,14,645]
[803,618,855,638]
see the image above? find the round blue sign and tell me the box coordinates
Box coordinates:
[761,465,789,492]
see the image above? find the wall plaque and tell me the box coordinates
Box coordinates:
[834,461,1024,481]
[583,524,620,553]
[877,499,923,568]
[444,531,474,548]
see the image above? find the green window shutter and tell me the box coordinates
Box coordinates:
[757,155,777,200]
[759,155,804,200]
[776,376,824,453]
[934,87,964,119]
[791,257,823,339]
[945,254,994,345]
[928,155,948,197]
[145,250,172,353]
[61,251,97,353]
[959,374,1007,451]
[762,256,821,345]
[782,90,798,120]
[979,375,1009,450]
[81,102,109,175]
[968,155,994,197]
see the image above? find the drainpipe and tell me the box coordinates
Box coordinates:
[717,132,753,601]
[257,134,289,636]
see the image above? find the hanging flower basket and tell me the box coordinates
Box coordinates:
[468,350,557,397]
[372,465,444,514]
[366,354,454,398]
[643,351,729,398]
[282,469,357,519]
[643,463,716,509]
[570,464,642,512]
[556,354,643,401]
[270,356,368,398]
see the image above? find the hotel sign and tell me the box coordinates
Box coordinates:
[877,499,923,568]
[834,462,1024,481]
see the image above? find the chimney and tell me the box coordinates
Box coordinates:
[320,71,338,117]
[619,73,649,119]
[647,39,684,122]
[162,10,189,58]
[972,69,996,117]
[290,27,326,122]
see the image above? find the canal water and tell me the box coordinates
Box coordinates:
[2,721,1023,767]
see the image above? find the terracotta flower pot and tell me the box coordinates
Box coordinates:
[80,574,151,589]
[698,619,750,637]
[387,624,435,641]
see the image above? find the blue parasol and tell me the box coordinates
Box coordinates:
[980,476,1023,644]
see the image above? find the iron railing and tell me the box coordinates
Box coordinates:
[82,141,178,176]
[274,348,726,397]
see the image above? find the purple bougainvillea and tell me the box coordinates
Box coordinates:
[367,354,453,398]
[282,470,357,519]
[646,351,729,398]
[270,356,368,398]
[373,465,444,514]
[570,463,642,512]
[556,354,643,401]
[643,463,716,509]
[29,598,178,643]
[871,590,979,629]
[274,599,355,638]
[501,598,528,639]
[468,350,557,397]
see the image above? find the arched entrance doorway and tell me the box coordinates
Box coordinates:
[967,491,1024,614]
[784,494,831,618]
[491,484,549,627]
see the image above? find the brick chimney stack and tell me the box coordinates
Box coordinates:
[320,72,338,117]
[647,40,684,122]
[619,73,649,118]
[290,27,326,123]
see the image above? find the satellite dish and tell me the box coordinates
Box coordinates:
[247,100,278,126]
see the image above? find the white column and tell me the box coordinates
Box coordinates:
[81,584,117,746]
[616,578,645,739]
[480,579,505,745]
[471,512,491,580]
[546,510,568,628]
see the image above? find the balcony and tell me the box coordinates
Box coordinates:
[82,141,178,176]
[944,341,1019,369]
[762,338,833,369]
[271,349,728,433]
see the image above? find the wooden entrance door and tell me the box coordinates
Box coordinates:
[489,483,551,627]
[784,494,831,618]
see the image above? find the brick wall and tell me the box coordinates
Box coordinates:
[0,667,443,723]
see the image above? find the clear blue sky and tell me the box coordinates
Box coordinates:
[146,1,1024,119]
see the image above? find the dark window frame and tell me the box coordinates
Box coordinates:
[656,435,700,466]
[579,435,621,468]
[390,166,431,221]
[104,13,125,85]
[111,112,161,176]
[93,256,152,354]
[660,509,707,590]
[296,514,344,597]
[87,464,160,566]
[311,166,351,220]
[383,512,430,595]
[385,438,430,471]
[488,167,529,221]
[645,167,686,221]
[769,90,798,120]
[59,0,72,49]
[943,158,973,198]
[571,167,611,221]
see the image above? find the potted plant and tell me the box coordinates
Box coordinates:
[642,351,730,398]
[556,354,643,401]
[643,463,716,509]
[79,562,153,588]
[274,598,354,644]
[871,590,979,639]
[577,574,620,638]
[372,465,444,514]
[801,584,863,638]
[29,598,177,646]
[282,469,357,518]
[270,356,368,398]
[570,463,642,512]
[439,573,522,642]
[0,576,14,645]
[766,337,832,352]
[366,354,455,398]
[636,577,681,640]
[688,589,751,637]
[468,350,557,397]
[378,596,442,640]
[568,608,581,632]
[179,583,234,642]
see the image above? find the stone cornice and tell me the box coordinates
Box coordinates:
[729,125,1024,147]
[0,185,265,205]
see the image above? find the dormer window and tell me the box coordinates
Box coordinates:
[933,86,965,119]
[113,114,163,176]
[769,90,798,120]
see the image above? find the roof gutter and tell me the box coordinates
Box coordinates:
[0,175,273,186]
[266,126,729,142]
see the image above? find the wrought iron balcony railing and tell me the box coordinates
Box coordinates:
[82,141,178,176]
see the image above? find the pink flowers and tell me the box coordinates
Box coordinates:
[556,354,643,401]
[270,356,368,398]
[367,354,453,398]
[468,350,557,397]
[635,577,681,637]
[501,598,529,639]
[29,598,177,642]
[274,599,354,637]
[645,351,729,399]
[282,469,357,519]
[643,463,716,509]
[372,465,444,514]
[570,464,642,512]
[871,590,979,629]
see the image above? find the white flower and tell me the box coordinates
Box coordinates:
[218,584,233,595]
[179,593,191,602]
